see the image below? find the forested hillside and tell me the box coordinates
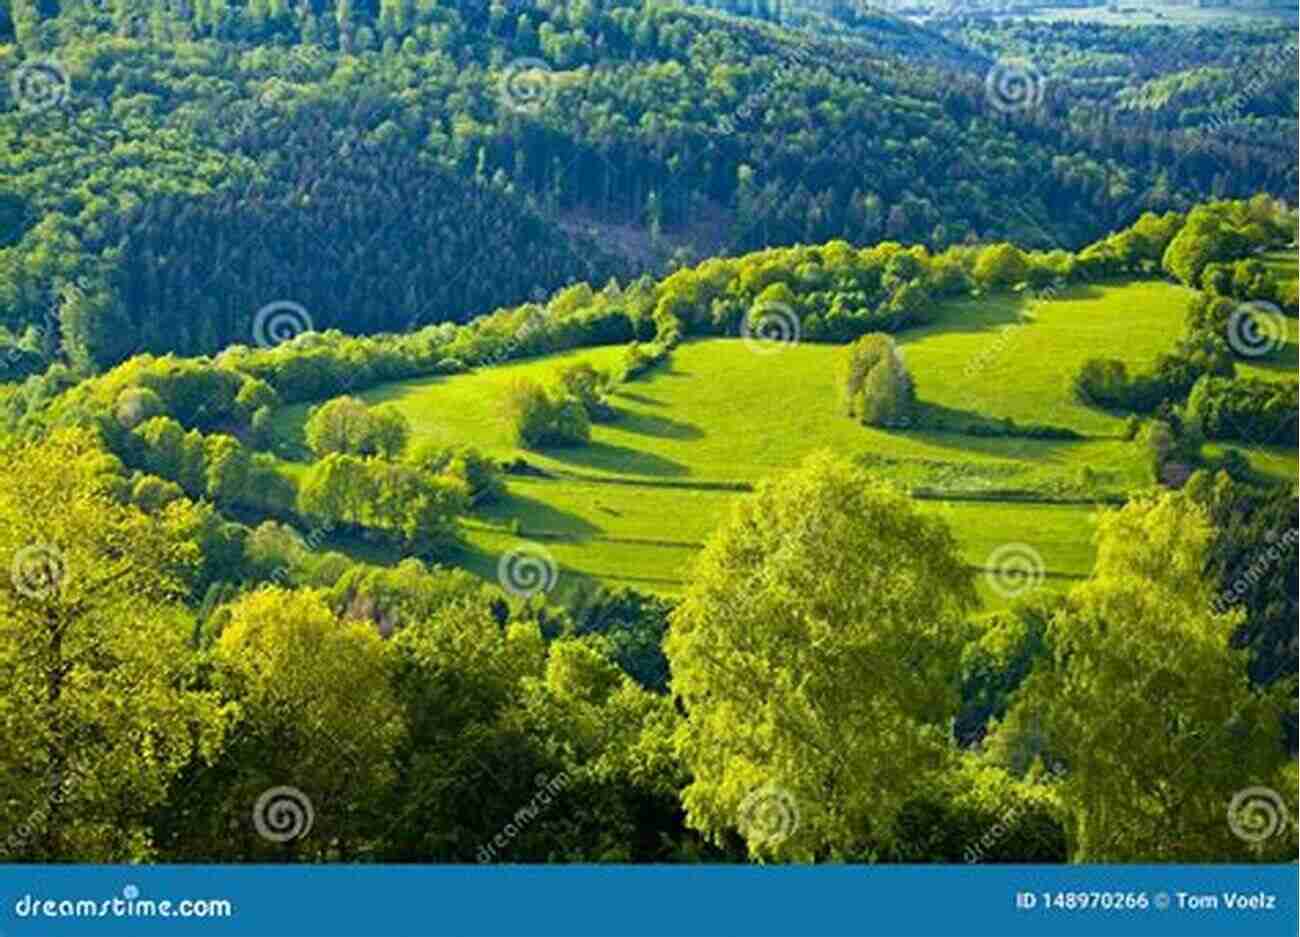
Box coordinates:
[1,0,1295,370]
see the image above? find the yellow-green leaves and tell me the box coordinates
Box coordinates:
[666,451,976,861]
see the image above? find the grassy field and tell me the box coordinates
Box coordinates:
[270,277,1295,610]
[458,475,1099,605]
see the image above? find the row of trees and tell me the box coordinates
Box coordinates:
[1071,199,1297,446]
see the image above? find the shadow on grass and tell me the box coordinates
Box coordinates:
[612,390,668,408]
[542,440,690,478]
[474,490,603,537]
[455,541,672,606]
[361,375,445,405]
[614,409,705,441]
[866,400,1088,464]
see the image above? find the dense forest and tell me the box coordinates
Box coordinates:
[1,0,1296,369]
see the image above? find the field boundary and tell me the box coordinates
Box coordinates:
[509,469,1130,506]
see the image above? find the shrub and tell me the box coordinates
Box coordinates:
[972,243,1030,290]
[842,333,914,428]
[114,386,166,430]
[1186,375,1299,446]
[304,396,410,459]
[617,341,671,382]
[501,377,590,448]
[407,442,506,505]
[555,361,617,421]
[1072,358,1131,410]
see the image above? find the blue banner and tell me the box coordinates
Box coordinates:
[1,865,1295,937]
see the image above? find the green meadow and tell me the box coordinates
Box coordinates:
[273,277,1296,609]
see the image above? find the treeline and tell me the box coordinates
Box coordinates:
[938,17,1298,135]
[10,195,1293,439]
[1071,198,1298,447]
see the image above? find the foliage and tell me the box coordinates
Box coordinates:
[1187,375,1299,447]
[0,430,230,861]
[206,588,405,860]
[407,442,506,506]
[299,453,467,554]
[997,494,1294,861]
[305,396,411,460]
[501,377,591,449]
[665,452,976,861]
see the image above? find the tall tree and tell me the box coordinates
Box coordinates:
[996,494,1294,861]
[665,452,976,860]
[0,430,229,861]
